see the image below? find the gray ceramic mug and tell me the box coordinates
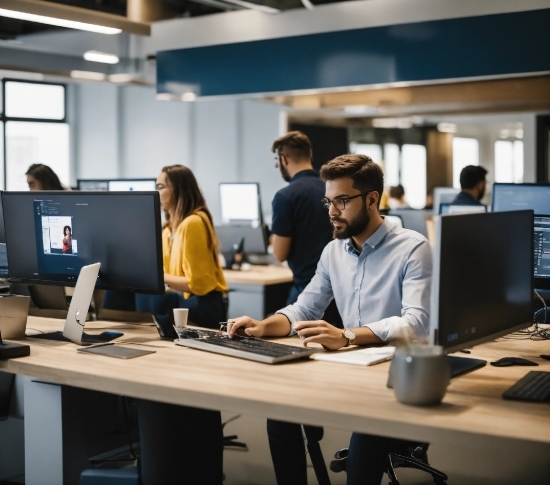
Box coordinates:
[388,345,451,406]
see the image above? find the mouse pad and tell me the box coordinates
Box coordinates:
[77,345,155,359]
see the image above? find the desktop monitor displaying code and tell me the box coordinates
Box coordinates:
[2,192,163,293]
[534,216,550,283]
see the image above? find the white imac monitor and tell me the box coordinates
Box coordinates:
[433,187,460,215]
[77,179,156,192]
[219,183,262,226]
[439,204,487,215]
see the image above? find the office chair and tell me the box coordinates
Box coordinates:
[307,435,448,485]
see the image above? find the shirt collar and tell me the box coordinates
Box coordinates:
[289,169,318,183]
[345,217,393,254]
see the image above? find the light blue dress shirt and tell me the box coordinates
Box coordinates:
[277,218,432,342]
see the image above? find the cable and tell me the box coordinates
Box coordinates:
[533,290,550,340]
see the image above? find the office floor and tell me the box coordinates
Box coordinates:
[222,413,550,485]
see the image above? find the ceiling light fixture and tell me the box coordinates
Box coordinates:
[437,122,457,133]
[108,73,135,83]
[84,51,119,64]
[180,92,197,101]
[71,70,106,81]
[0,8,121,35]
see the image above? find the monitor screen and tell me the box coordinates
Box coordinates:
[431,211,533,353]
[215,225,267,254]
[388,209,428,238]
[0,244,8,279]
[219,183,261,225]
[0,196,5,244]
[432,187,460,214]
[492,183,550,214]
[439,204,487,215]
[534,215,550,287]
[1,192,163,293]
[77,179,157,192]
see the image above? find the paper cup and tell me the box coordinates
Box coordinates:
[173,308,189,328]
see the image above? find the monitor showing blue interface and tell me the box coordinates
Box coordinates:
[492,183,550,214]
[534,215,550,284]
[1,192,163,293]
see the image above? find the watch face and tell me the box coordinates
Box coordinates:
[344,329,355,340]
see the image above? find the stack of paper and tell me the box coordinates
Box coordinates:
[311,346,395,366]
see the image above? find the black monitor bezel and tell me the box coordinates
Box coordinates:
[2,191,164,294]
[491,182,550,213]
[431,210,534,353]
[77,178,157,191]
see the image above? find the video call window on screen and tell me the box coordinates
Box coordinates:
[38,207,78,256]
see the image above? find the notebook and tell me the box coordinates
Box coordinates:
[311,346,395,366]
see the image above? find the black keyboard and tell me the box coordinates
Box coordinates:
[174,328,317,364]
[503,371,550,403]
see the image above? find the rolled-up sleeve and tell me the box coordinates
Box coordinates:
[277,248,335,331]
[365,240,432,342]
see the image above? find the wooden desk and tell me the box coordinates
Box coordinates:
[1,317,549,484]
[222,265,293,319]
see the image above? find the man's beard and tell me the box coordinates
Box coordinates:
[478,186,485,200]
[279,164,291,182]
[331,203,370,239]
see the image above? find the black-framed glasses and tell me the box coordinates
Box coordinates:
[321,191,371,210]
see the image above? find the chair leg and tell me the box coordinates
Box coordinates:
[386,454,400,485]
[389,453,448,484]
[302,426,331,485]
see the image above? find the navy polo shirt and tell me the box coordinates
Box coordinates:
[452,191,485,206]
[271,169,333,287]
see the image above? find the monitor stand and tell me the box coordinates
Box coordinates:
[447,355,487,378]
[31,263,123,345]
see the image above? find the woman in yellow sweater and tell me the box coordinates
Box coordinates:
[136,165,228,329]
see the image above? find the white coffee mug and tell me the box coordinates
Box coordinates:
[173,308,189,328]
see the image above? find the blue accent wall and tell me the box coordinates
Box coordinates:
[157,9,550,97]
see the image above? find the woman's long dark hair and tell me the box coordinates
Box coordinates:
[63,226,71,236]
[162,165,218,256]
[26,164,64,190]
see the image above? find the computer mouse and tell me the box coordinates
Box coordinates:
[490,357,539,367]
[541,354,550,361]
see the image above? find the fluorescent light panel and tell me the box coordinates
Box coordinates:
[71,70,106,81]
[0,8,122,35]
[108,73,134,83]
[84,51,119,64]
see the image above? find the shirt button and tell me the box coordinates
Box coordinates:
[355,286,359,290]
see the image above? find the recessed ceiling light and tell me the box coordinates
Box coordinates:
[180,92,197,101]
[71,70,106,81]
[0,8,121,35]
[84,51,119,64]
[108,73,134,83]
[437,123,457,133]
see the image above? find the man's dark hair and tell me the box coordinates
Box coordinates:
[460,165,488,189]
[271,131,312,161]
[320,154,384,208]
[389,185,405,199]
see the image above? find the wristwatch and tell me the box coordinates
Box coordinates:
[342,328,356,347]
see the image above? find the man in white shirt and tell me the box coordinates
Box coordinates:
[229,154,432,485]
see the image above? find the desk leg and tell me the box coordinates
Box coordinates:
[24,380,63,485]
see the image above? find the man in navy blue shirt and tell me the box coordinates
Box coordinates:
[271,131,333,304]
[452,165,488,206]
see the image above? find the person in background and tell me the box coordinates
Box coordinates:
[229,154,432,485]
[62,226,72,254]
[136,164,228,329]
[271,131,333,305]
[452,165,488,206]
[26,164,65,190]
[387,184,410,209]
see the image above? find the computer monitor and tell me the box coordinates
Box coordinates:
[439,204,487,215]
[534,215,550,290]
[0,196,5,244]
[216,225,267,255]
[0,244,8,279]
[219,183,262,226]
[77,179,157,192]
[431,211,533,375]
[388,209,428,238]
[2,191,163,294]
[492,183,550,214]
[432,187,460,215]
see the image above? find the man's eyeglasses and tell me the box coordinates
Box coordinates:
[321,191,371,210]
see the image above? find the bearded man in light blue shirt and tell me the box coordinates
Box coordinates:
[229,154,432,485]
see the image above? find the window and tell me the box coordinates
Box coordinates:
[495,140,523,183]
[452,137,479,189]
[1,80,69,190]
[349,143,383,164]
[401,144,426,209]
[383,143,400,187]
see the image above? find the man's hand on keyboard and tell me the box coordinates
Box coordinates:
[293,320,347,350]
[227,317,265,338]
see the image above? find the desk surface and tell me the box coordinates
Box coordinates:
[2,317,549,448]
[223,265,293,285]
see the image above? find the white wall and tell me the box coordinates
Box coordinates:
[73,83,286,224]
